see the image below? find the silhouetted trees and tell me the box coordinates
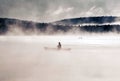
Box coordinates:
[1,17,120,35]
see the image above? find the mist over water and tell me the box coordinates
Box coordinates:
[0,35,120,81]
[1,0,120,81]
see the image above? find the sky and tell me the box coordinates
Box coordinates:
[0,0,120,22]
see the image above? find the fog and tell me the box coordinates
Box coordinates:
[1,0,120,80]
[0,35,120,81]
[1,0,120,22]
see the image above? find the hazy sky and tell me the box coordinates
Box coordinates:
[0,0,120,22]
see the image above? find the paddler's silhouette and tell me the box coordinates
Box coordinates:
[57,42,62,49]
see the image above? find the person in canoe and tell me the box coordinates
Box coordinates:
[57,42,62,50]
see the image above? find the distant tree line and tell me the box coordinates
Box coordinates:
[0,18,120,35]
